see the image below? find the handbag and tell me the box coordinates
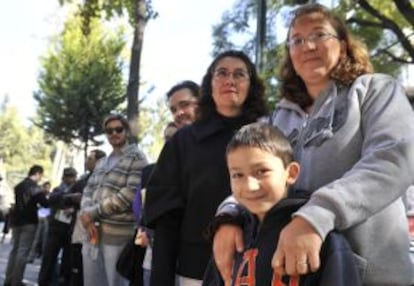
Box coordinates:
[116,229,146,285]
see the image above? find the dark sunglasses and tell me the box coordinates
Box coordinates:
[105,126,124,135]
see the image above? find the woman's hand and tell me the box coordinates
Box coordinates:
[213,224,244,286]
[272,216,322,276]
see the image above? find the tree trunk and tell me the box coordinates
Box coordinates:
[256,0,266,72]
[126,0,147,143]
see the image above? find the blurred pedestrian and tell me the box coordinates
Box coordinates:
[38,167,78,286]
[4,164,48,286]
[27,181,51,262]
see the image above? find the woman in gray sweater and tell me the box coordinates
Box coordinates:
[212,3,414,286]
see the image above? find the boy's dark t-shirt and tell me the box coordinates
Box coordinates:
[202,198,362,286]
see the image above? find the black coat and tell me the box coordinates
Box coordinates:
[13,177,48,226]
[145,112,251,285]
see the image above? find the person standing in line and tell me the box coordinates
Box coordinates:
[135,121,180,286]
[27,181,51,263]
[80,114,148,286]
[144,50,268,286]
[1,174,13,244]
[167,80,200,129]
[38,167,78,286]
[136,79,200,286]
[4,164,48,286]
[68,149,106,286]
[212,4,414,286]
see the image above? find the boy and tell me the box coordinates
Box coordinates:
[203,122,361,286]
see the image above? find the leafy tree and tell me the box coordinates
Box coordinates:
[58,0,158,142]
[0,105,53,187]
[138,94,171,161]
[342,0,414,76]
[34,14,126,155]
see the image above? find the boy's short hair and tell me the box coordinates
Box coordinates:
[226,122,294,167]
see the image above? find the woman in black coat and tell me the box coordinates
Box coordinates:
[144,50,268,286]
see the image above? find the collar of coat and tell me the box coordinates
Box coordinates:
[190,111,250,142]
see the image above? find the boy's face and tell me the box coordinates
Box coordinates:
[227,146,299,221]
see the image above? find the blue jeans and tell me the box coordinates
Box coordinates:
[82,241,129,286]
[4,224,37,286]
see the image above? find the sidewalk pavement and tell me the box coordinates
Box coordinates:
[0,222,40,286]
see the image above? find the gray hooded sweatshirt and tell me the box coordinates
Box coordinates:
[268,73,414,285]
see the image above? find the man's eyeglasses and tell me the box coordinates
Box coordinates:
[213,68,250,82]
[105,126,124,135]
[286,31,338,49]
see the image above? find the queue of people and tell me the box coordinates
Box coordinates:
[3,3,414,286]
[4,165,48,286]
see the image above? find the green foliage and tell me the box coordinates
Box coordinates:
[339,0,414,65]
[58,0,159,140]
[0,105,53,186]
[138,95,171,161]
[34,14,127,148]
[58,0,157,29]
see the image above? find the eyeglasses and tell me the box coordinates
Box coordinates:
[286,31,338,49]
[213,68,250,82]
[170,100,197,114]
[105,126,124,135]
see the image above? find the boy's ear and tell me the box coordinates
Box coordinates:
[286,161,300,185]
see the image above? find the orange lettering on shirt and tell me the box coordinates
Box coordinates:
[234,249,258,286]
[272,273,300,286]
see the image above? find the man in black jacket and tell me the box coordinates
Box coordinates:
[4,164,48,286]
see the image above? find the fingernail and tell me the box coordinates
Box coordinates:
[274,260,281,267]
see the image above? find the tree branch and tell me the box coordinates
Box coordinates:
[393,0,414,27]
[377,49,414,64]
[346,17,385,29]
[355,0,414,61]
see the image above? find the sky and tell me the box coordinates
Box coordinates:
[0,0,237,121]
